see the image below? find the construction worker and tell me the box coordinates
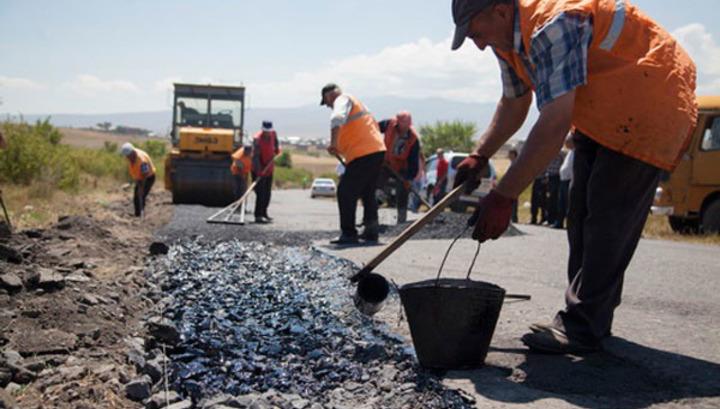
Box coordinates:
[230,144,253,200]
[252,121,280,224]
[379,111,421,223]
[433,148,449,204]
[450,0,696,353]
[321,83,386,244]
[121,142,156,218]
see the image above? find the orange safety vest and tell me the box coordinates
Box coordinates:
[383,118,419,173]
[128,148,156,181]
[495,0,697,171]
[230,148,252,176]
[337,95,386,164]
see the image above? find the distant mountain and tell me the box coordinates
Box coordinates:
[3,96,536,140]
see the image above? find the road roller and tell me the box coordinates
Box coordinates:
[164,83,245,206]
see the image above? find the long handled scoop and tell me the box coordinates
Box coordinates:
[351,184,465,282]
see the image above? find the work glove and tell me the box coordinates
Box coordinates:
[467,190,515,243]
[453,154,488,193]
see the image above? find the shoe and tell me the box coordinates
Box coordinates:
[359,220,379,242]
[330,234,359,245]
[529,322,612,338]
[521,328,601,354]
[255,216,270,224]
[359,231,379,243]
[263,214,274,221]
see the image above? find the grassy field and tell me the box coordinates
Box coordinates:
[59,127,170,150]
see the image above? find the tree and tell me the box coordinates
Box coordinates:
[418,120,477,156]
[97,122,112,132]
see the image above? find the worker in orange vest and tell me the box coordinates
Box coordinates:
[379,111,422,224]
[449,0,697,353]
[252,121,280,224]
[321,83,387,245]
[121,142,156,217]
[230,144,253,200]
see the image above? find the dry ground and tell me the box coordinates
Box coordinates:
[59,128,169,150]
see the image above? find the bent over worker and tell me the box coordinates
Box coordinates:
[252,121,280,224]
[379,111,421,224]
[230,144,253,200]
[450,0,696,353]
[321,83,386,245]
[121,142,156,217]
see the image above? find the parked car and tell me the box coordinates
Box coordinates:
[310,178,337,198]
[424,151,497,213]
[651,96,720,233]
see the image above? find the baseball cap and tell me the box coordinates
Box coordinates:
[262,121,273,131]
[451,0,493,50]
[120,142,134,156]
[319,83,340,106]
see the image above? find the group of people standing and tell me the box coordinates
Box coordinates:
[528,134,574,229]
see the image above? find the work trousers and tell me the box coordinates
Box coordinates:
[233,174,248,200]
[337,152,384,237]
[554,179,570,228]
[133,175,155,217]
[553,132,660,343]
[378,168,410,223]
[530,176,548,224]
[433,179,447,205]
[546,174,561,225]
[252,173,273,218]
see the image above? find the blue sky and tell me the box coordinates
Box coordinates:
[1,0,719,114]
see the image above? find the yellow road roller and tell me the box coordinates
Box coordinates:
[164,83,245,206]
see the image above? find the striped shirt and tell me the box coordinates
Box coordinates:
[496,2,593,110]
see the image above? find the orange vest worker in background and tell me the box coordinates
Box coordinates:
[379,111,421,223]
[321,83,386,245]
[230,144,253,201]
[121,142,156,218]
[449,0,697,353]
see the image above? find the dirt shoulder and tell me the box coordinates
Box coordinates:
[0,188,172,409]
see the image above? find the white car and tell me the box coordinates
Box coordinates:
[425,152,497,212]
[310,178,337,198]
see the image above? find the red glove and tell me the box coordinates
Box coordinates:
[453,154,488,193]
[467,190,516,243]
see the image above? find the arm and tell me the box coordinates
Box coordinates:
[328,95,353,155]
[495,90,575,198]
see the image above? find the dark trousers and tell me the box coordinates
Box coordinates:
[530,177,547,224]
[233,174,248,200]
[433,179,447,205]
[553,132,660,343]
[133,175,155,217]
[378,168,409,222]
[252,173,273,217]
[337,152,384,236]
[546,174,561,224]
[554,180,570,228]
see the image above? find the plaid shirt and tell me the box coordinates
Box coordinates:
[496,2,593,109]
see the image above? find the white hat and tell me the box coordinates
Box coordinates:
[120,142,135,156]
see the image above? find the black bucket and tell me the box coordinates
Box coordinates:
[399,278,505,369]
[353,273,390,316]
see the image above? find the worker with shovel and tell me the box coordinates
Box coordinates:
[321,83,387,245]
[252,121,280,224]
[121,142,156,218]
[378,111,422,224]
[449,0,696,353]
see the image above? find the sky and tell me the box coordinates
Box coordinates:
[1,0,719,114]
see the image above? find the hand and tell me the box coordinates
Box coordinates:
[453,154,488,193]
[467,190,515,243]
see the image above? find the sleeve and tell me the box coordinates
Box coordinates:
[405,141,420,180]
[378,119,390,134]
[529,12,593,109]
[494,51,531,99]
[330,94,353,129]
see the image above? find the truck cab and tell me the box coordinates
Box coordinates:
[652,96,720,234]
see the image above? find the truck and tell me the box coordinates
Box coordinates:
[651,96,720,234]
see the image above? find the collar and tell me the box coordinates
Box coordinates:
[513,0,523,53]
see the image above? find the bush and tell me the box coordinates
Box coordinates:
[274,151,293,168]
[137,139,167,159]
[273,166,313,189]
[419,120,477,156]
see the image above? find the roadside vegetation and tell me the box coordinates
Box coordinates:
[0,120,166,229]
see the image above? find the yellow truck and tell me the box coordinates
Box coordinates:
[164,83,245,206]
[652,96,720,234]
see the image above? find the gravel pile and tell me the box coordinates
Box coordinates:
[380,211,525,240]
[145,240,475,408]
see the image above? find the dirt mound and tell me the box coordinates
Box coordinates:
[0,190,172,408]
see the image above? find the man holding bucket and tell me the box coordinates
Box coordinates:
[449,0,696,353]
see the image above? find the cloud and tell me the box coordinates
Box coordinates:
[672,23,720,94]
[0,75,45,90]
[253,35,502,107]
[154,76,183,93]
[62,74,140,96]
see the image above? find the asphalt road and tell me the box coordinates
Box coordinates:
[158,189,720,409]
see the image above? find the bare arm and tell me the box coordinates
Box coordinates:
[475,92,532,158]
[495,90,575,198]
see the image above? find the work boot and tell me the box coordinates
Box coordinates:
[359,220,379,242]
[330,234,359,245]
[255,216,270,224]
[263,214,274,221]
[529,322,612,338]
[522,328,601,354]
[397,207,408,224]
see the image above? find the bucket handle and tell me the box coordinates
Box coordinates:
[434,225,481,286]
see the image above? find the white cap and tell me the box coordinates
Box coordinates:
[120,142,135,156]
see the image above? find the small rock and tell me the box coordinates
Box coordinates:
[0,244,22,264]
[2,352,22,367]
[146,390,181,409]
[198,393,236,408]
[4,382,21,396]
[147,317,180,346]
[143,358,163,384]
[80,293,99,306]
[149,242,169,256]
[26,268,65,291]
[65,273,91,283]
[14,329,77,355]
[184,379,204,402]
[124,375,152,401]
[0,368,11,387]
[57,365,86,382]
[0,274,22,293]
[165,400,192,409]
[0,389,17,409]
[23,229,44,239]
